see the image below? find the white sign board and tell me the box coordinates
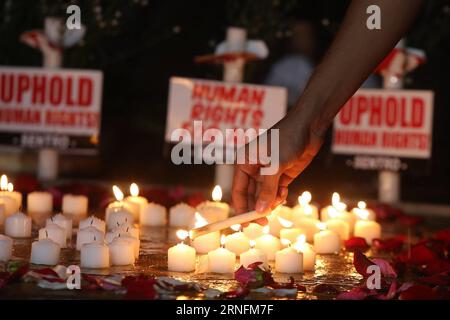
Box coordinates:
[165,77,287,144]
[332,89,433,159]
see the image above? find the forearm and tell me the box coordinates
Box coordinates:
[291,0,423,136]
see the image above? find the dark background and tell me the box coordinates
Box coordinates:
[0,0,449,204]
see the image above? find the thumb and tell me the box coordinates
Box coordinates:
[255,174,280,214]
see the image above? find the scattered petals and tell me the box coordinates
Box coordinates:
[399,284,439,300]
[312,283,340,295]
[345,237,369,252]
[373,236,405,253]
[372,258,397,278]
[353,251,375,277]
[234,262,274,289]
[337,287,368,300]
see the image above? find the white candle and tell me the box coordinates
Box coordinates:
[278,216,304,244]
[293,217,320,243]
[5,212,32,238]
[267,206,292,237]
[191,212,220,254]
[325,219,350,241]
[0,202,5,226]
[168,230,196,272]
[320,192,348,221]
[79,216,106,233]
[30,238,60,265]
[354,209,381,245]
[208,235,236,274]
[106,233,140,259]
[108,237,135,266]
[27,191,53,213]
[254,226,281,261]
[0,177,21,216]
[140,203,167,226]
[294,235,316,271]
[106,208,134,230]
[110,223,139,240]
[47,214,72,240]
[105,186,137,222]
[0,234,13,262]
[196,186,229,223]
[292,191,319,220]
[169,203,195,227]
[81,242,109,269]
[242,223,264,240]
[124,183,148,221]
[313,223,341,254]
[275,240,303,273]
[76,226,104,250]
[224,225,250,256]
[240,240,268,268]
[39,223,66,248]
[62,194,88,216]
[352,201,376,221]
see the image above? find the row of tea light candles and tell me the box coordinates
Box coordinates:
[0,175,381,274]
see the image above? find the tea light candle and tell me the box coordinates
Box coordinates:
[352,201,376,221]
[124,183,148,221]
[320,192,348,221]
[0,234,13,262]
[0,177,22,216]
[354,208,381,245]
[195,185,229,223]
[30,238,60,265]
[110,223,139,240]
[79,216,106,233]
[191,212,220,254]
[275,239,303,273]
[168,230,196,272]
[47,214,72,240]
[39,223,66,248]
[240,240,268,268]
[76,226,104,250]
[208,235,236,273]
[243,223,264,240]
[293,217,320,243]
[140,203,167,227]
[5,212,31,238]
[0,202,5,226]
[325,219,350,241]
[81,242,109,269]
[267,206,292,237]
[224,224,250,256]
[278,217,304,244]
[294,235,316,271]
[105,185,138,221]
[108,237,135,266]
[27,191,53,213]
[62,194,88,216]
[106,233,140,259]
[106,208,134,230]
[292,191,319,220]
[313,223,341,254]
[169,203,195,227]
[254,226,281,261]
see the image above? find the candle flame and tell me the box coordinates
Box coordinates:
[176,229,189,241]
[317,222,327,231]
[278,216,293,228]
[194,212,208,228]
[112,185,124,201]
[296,234,306,245]
[212,185,222,201]
[221,234,226,246]
[0,175,7,191]
[358,201,367,210]
[356,208,370,220]
[331,192,340,207]
[298,191,312,206]
[281,238,291,246]
[130,183,139,197]
[249,240,256,248]
[7,182,13,192]
[230,224,241,232]
[304,205,313,216]
[262,225,270,234]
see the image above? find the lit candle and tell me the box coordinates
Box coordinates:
[279,216,304,244]
[320,192,348,221]
[169,203,195,227]
[0,234,13,262]
[0,175,21,217]
[294,235,316,271]
[105,185,138,222]
[27,191,53,213]
[39,223,66,248]
[267,205,292,237]
[109,223,139,240]
[195,185,229,223]
[325,218,350,241]
[140,202,167,227]
[76,226,104,250]
[242,223,264,240]
[5,212,32,238]
[108,236,135,266]
[240,240,268,268]
[275,239,303,274]
[208,235,236,274]
[30,238,60,265]
[354,207,381,245]
[62,194,88,217]
[106,232,140,259]
[224,224,250,256]
[168,230,196,272]
[255,226,281,261]
[313,223,341,254]
[292,191,319,220]
[352,201,376,221]
[293,217,321,243]
[191,212,220,254]
[124,183,148,221]
[79,216,106,233]
[46,214,72,240]
[0,201,5,226]
[81,242,109,269]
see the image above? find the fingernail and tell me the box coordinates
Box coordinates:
[256,200,268,213]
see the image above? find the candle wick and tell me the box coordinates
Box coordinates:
[94,235,97,241]
[117,221,120,227]
[45,230,48,238]
[126,227,129,232]
[90,219,93,225]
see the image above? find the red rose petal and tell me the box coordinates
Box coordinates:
[434,229,450,244]
[353,251,375,277]
[345,237,369,252]
[336,287,368,300]
[312,283,340,295]
[418,272,450,286]
[373,235,405,253]
[398,284,439,300]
